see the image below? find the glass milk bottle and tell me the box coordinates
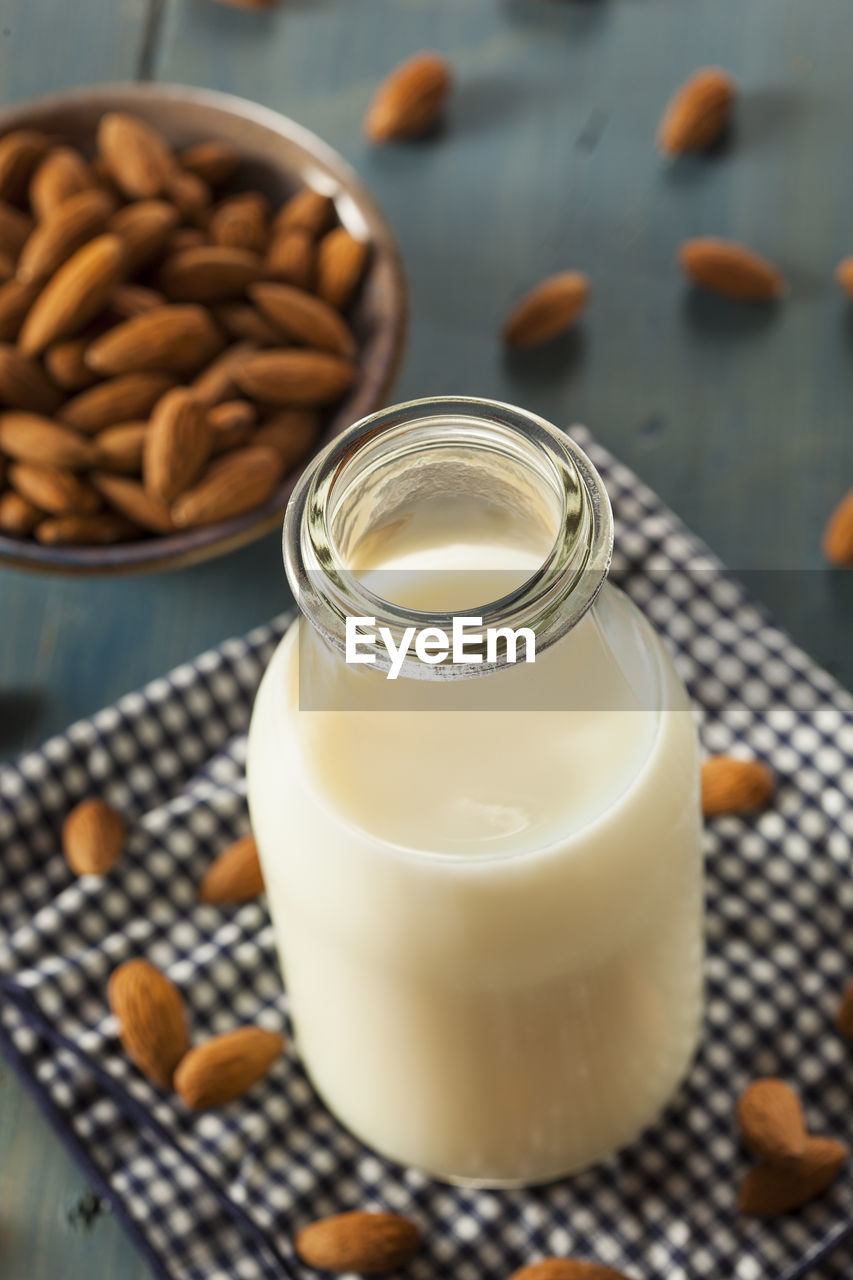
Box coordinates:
[247,397,704,1186]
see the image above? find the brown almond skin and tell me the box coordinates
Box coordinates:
[17,187,115,283]
[679,238,785,301]
[254,409,320,470]
[295,1212,421,1276]
[738,1136,848,1216]
[510,1263,631,1280]
[365,52,451,143]
[208,399,257,454]
[503,272,591,348]
[0,130,50,202]
[62,797,126,875]
[0,490,43,535]
[822,487,853,566]
[658,67,736,156]
[60,372,176,435]
[191,341,257,407]
[266,228,316,290]
[174,1026,284,1109]
[93,422,148,475]
[108,959,189,1090]
[18,234,126,356]
[210,192,269,254]
[170,444,284,527]
[97,112,175,199]
[0,412,94,469]
[166,170,211,224]
[45,338,100,391]
[701,755,774,816]
[86,305,224,376]
[317,227,368,311]
[29,146,94,220]
[179,141,241,188]
[144,387,211,503]
[108,200,180,274]
[158,245,263,303]
[235,349,356,406]
[90,472,174,534]
[737,1079,807,1164]
[200,833,265,904]
[36,512,138,545]
[9,463,99,515]
[0,345,63,413]
[0,201,34,260]
[250,282,356,356]
[0,278,40,342]
[108,283,168,320]
[273,188,335,239]
[835,977,853,1039]
[214,302,282,346]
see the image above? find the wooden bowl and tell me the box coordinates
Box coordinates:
[0,83,407,575]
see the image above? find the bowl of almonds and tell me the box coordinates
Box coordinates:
[0,82,406,573]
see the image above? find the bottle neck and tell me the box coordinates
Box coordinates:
[283,397,613,681]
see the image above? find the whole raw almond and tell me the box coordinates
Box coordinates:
[0,490,42,535]
[235,348,356,406]
[29,146,94,220]
[60,372,176,434]
[822,487,853,566]
[273,187,334,239]
[254,408,320,469]
[86,305,224,376]
[108,958,189,1090]
[214,302,282,346]
[0,345,63,413]
[17,187,116,283]
[835,977,853,1039]
[738,1136,847,1216]
[44,338,99,391]
[158,245,263,302]
[701,755,774,816]
[210,192,269,253]
[0,278,40,342]
[109,199,180,273]
[317,227,368,310]
[191,340,257,407]
[0,200,33,260]
[0,411,94,469]
[200,833,264,904]
[144,387,211,502]
[90,471,174,534]
[295,1212,421,1275]
[208,399,256,454]
[250,282,356,356]
[171,444,284,527]
[266,228,315,290]
[179,140,241,188]
[679,238,785,301]
[737,1079,807,1165]
[364,51,451,143]
[174,1025,284,1109]
[62,797,126,875]
[18,234,126,356]
[166,170,211,224]
[0,130,50,201]
[109,283,168,320]
[94,422,148,474]
[503,272,591,348]
[97,112,175,199]
[657,67,736,156]
[36,512,138,545]
[9,463,99,515]
[510,1263,631,1280]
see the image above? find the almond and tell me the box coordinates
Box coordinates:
[657,67,736,156]
[822,487,853,566]
[166,227,209,255]
[679,238,785,301]
[109,199,180,273]
[266,228,315,290]
[0,412,94,469]
[86,305,223,376]
[701,755,774,816]
[738,1136,847,1216]
[166,170,211,224]
[210,192,269,254]
[0,345,63,413]
[93,422,148,474]
[0,251,12,284]
[273,187,334,239]
[36,512,138,545]
[16,187,116,283]
[836,257,853,298]
[737,1079,807,1165]
[90,472,174,534]
[835,977,853,1039]
[171,444,284,527]
[179,140,241,188]
[254,408,320,469]
[60,372,176,434]
[235,348,356,406]
[250,282,356,356]
[208,399,256,454]
[109,283,167,320]
[0,278,39,342]
[199,833,264,904]
[0,130,50,201]
[97,112,175,199]
[191,340,257,407]
[144,387,211,503]
[44,338,99,391]
[317,227,368,311]
[108,958,189,1090]
[0,201,33,260]
[158,245,263,302]
[503,272,591,348]
[174,1026,284,1109]
[509,1263,631,1280]
[29,146,94,220]
[214,302,282,346]
[365,51,451,143]
[295,1212,421,1275]
[0,490,42,535]
[18,234,126,356]
[9,463,99,515]
[62,797,126,875]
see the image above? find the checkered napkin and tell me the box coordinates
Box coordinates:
[2,428,853,1280]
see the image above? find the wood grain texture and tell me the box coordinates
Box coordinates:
[2,1,853,1278]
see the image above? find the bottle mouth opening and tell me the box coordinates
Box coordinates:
[283,396,613,679]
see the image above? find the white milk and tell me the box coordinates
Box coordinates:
[247,501,704,1185]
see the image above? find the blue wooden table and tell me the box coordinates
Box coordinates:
[1,1,852,1275]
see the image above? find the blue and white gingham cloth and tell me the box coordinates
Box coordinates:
[1,428,853,1280]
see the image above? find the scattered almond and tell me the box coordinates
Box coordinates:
[108,958,189,1090]
[503,272,591,348]
[835,977,853,1039]
[9,463,99,515]
[509,1263,631,1280]
[62,797,126,875]
[250,281,356,356]
[0,411,94,469]
[822,487,853,566]
[18,233,126,356]
[0,345,63,413]
[144,387,211,503]
[29,146,94,220]
[174,1025,284,1109]
[199,833,265,904]
[0,490,42,535]
[179,141,240,188]
[317,227,368,310]
[365,51,451,143]
[738,1136,847,1216]
[97,112,175,200]
[235,348,356,406]
[658,68,736,156]
[679,238,785,301]
[737,1079,807,1165]
[86,305,223,376]
[701,755,774,816]
[171,444,284,527]
[90,472,174,534]
[295,1212,421,1275]
[60,372,176,434]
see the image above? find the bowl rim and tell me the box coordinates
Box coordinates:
[0,81,408,577]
